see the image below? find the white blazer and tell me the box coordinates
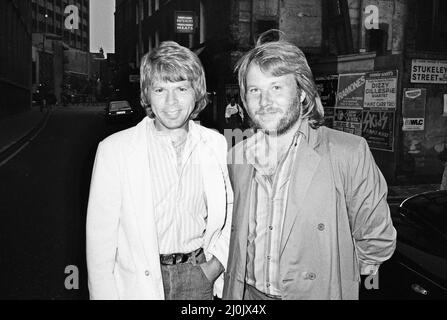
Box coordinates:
[86,118,233,300]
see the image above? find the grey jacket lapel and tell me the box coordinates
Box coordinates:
[280,127,322,256]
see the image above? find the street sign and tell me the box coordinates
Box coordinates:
[411,59,447,84]
[175,11,195,34]
[402,88,426,131]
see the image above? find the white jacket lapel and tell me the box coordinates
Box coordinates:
[126,118,160,263]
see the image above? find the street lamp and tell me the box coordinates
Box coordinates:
[42,13,49,52]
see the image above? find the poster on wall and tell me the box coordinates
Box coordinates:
[362,110,395,151]
[316,75,338,128]
[333,108,362,136]
[335,73,366,109]
[402,88,427,131]
[363,70,398,110]
[334,73,365,136]
[411,59,447,84]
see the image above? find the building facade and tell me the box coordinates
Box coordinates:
[31,0,91,103]
[309,0,447,184]
[32,0,90,52]
[116,0,447,184]
[0,0,33,117]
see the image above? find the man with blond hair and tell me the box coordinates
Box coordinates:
[87,41,232,300]
[223,35,396,300]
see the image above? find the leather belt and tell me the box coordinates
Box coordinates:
[159,248,203,265]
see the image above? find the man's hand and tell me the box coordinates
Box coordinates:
[199,256,224,282]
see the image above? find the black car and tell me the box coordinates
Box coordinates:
[361,190,447,300]
[106,100,134,122]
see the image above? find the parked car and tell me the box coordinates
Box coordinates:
[106,100,134,122]
[360,190,447,300]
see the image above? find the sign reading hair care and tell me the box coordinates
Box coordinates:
[363,70,398,110]
[333,108,362,136]
[411,59,447,84]
[335,73,366,110]
[402,88,427,131]
[175,11,195,33]
[362,110,395,151]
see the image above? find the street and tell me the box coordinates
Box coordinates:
[0,105,138,299]
[0,104,444,300]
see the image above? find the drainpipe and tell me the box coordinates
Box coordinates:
[251,0,255,45]
[358,0,365,52]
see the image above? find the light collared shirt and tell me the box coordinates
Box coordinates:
[146,119,208,255]
[225,103,244,120]
[245,130,302,297]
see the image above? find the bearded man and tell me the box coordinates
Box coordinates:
[222,37,396,300]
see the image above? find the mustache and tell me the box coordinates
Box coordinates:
[255,107,282,115]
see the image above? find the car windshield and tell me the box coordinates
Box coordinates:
[403,191,447,237]
[110,101,131,111]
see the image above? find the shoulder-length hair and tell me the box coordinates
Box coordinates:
[140,41,208,119]
[235,38,324,129]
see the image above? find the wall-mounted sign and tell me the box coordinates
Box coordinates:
[362,110,395,152]
[402,88,426,131]
[175,11,195,34]
[411,59,447,84]
[335,73,366,110]
[364,70,398,110]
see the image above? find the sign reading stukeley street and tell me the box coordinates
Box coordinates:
[411,59,447,84]
[175,11,195,34]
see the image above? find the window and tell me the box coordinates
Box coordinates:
[396,211,447,259]
[200,0,205,44]
[415,0,447,51]
[150,0,155,15]
[256,20,278,41]
[144,0,149,18]
[148,35,152,52]
[365,24,388,55]
[148,0,152,16]
[139,0,144,21]
[155,30,159,48]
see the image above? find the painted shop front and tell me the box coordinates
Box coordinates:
[310,52,447,185]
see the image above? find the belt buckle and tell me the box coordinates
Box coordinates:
[174,253,183,265]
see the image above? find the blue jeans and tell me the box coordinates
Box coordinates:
[161,250,214,300]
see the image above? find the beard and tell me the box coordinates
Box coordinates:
[248,95,301,136]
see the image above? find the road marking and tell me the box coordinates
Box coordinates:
[0,114,50,168]
[0,142,31,167]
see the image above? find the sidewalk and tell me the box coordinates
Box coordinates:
[0,106,49,159]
